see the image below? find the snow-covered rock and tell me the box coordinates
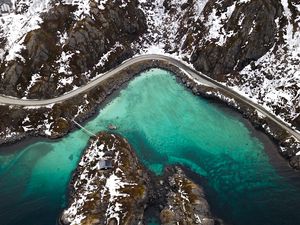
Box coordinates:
[61,132,149,225]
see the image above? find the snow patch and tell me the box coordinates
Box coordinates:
[63,0,91,18]
[0,0,52,61]
[204,2,236,46]
[56,51,74,74]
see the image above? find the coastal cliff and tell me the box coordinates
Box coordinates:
[61,132,221,225]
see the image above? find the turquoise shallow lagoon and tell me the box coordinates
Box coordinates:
[0,69,300,225]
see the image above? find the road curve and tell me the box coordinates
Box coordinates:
[0,54,299,141]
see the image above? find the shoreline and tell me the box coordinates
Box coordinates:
[0,59,299,169]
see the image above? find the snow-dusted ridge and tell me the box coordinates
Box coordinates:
[0,0,53,61]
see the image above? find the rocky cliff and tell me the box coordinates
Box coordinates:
[0,0,146,98]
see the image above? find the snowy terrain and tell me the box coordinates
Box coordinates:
[0,0,300,151]
[0,0,51,61]
[230,0,300,125]
[61,133,148,225]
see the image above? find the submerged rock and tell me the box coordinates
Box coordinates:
[108,124,117,130]
[290,155,300,170]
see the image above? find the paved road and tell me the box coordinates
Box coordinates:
[0,54,299,141]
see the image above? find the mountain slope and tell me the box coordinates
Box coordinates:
[0,0,299,153]
[0,0,146,98]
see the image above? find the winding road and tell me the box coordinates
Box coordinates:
[0,54,299,141]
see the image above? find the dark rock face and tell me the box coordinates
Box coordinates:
[290,155,300,169]
[188,0,282,78]
[0,0,146,98]
[292,115,300,131]
[149,0,282,79]
[64,0,146,75]
[0,3,76,98]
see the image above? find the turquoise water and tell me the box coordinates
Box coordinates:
[0,69,300,225]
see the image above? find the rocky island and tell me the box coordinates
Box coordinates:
[60,132,150,225]
[61,132,221,225]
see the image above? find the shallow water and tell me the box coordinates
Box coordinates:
[0,69,299,225]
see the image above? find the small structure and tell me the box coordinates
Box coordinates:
[108,124,117,130]
[98,159,113,170]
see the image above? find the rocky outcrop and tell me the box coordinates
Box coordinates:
[61,132,221,225]
[160,167,221,225]
[290,155,300,169]
[0,0,146,98]
[292,115,300,131]
[190,0,282,78]
[61,132,150,225]
[0,3,76,98]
